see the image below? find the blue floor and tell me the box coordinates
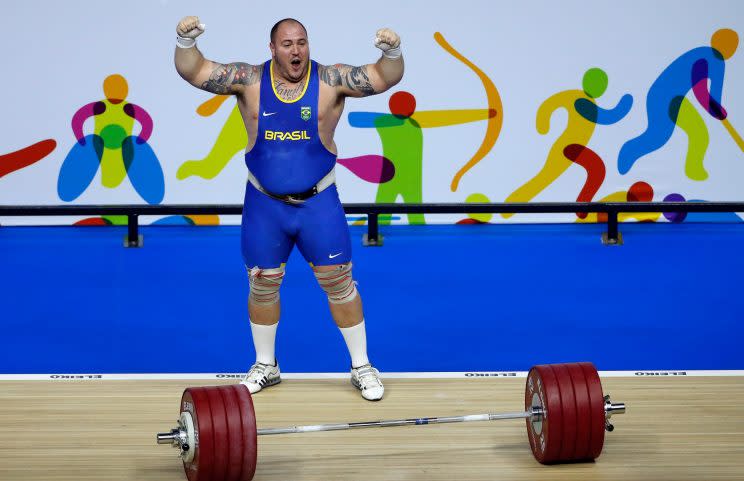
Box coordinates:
[1,222,743,373]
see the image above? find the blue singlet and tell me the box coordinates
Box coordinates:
[241,59,352,268]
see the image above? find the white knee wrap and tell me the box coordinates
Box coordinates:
[314,262,358,304]
[248,266,285,305]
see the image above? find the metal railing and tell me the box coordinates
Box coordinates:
[1,202,743,247]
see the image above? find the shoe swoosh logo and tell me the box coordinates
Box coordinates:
[329,252,342,259]
[262,111,277,117]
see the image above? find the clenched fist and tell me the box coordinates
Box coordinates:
[177,16,206,39]
[374,28,401,59]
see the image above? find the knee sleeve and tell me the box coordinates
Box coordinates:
[248,265,285,305]
[314,262,358,304]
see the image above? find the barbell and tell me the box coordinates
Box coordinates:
[157,362,625,481]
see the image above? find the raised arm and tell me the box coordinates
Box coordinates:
[173,16,262,94]
[319,28,404,98]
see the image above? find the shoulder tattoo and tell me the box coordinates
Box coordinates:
[319,64,375,95]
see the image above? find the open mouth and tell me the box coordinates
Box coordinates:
[290,58,301,67]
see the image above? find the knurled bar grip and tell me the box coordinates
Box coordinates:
[256,411,534,435]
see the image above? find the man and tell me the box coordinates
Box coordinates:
[174,16,403,401]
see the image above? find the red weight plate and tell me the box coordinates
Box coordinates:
[565,363,592,461]
[219,386,245,481]
[549,364,578,462]
[181,387,214,481]
[579,362,606,459]
[205,387,229,481]
[232,384,258,481]
[525,365,563,463]
[524,368,542,461]
[538,365,565,463]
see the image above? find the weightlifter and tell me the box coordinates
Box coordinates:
[174,16,404,401]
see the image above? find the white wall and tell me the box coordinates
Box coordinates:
[2,0,743,224]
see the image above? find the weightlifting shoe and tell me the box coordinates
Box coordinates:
[351,363,384,401]
[240,361,281,394]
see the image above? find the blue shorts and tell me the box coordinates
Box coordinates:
[241,182,353,268]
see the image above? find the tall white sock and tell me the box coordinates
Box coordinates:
[250,321,278,365]
[339,320,370,368]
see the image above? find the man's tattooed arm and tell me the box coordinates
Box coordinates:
[201,62,262,94]
[319,64,376,97]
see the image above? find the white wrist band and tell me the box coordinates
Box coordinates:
[382,46,401,59]
[176,36,196,48]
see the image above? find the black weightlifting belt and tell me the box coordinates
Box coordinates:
[246,168,336,205]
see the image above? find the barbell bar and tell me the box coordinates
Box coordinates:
[157,362,625,481]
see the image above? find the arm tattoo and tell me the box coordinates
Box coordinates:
[201,62,262,94]
[319,64,375,95]
[319,64,343,87]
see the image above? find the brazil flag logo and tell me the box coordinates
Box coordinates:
[301,106,311,121]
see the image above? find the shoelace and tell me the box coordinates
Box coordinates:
[245,363,270,383]
[356,366,382,389]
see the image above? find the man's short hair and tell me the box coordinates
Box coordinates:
[270,18,308,43]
